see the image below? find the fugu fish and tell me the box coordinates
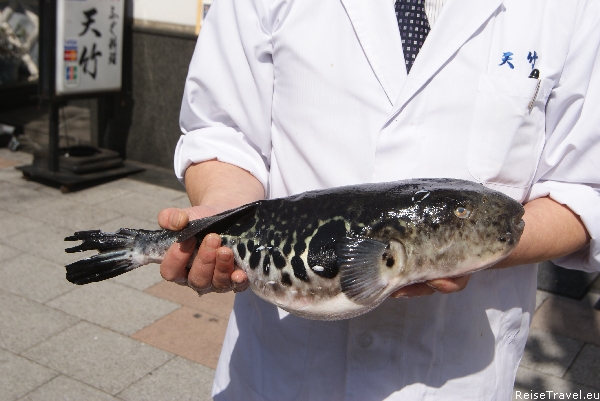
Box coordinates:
[64,178,525,320]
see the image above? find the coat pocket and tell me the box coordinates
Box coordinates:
[467,74,551,201]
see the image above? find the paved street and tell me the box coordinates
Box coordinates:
[0,148,598,400]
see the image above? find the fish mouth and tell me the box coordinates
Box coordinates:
[515,217,525,230]
[499,214,525,246]
[514,216,525,229]
[511,203,526,235]
[510,216,525,242]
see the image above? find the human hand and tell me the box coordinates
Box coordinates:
[158,207,249,295]
[389,275,471,298]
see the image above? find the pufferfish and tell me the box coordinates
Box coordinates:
[65,178,525,320]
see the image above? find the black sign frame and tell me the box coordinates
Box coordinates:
[38,0,132,173]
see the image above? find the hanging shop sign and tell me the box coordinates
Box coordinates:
[55,0,124,95]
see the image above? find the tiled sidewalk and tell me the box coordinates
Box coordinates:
[0,148,598,401]
[0,149,225,401]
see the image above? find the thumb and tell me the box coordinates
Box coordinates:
[426,275,471,294]
[158,208,189,231]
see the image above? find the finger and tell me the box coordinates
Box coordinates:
[212,246,235,292]
[390,282,435,298]
[160,237,196,284]
[427,275,472,294]
[158,208,189,230]
[231,270,250,293]
[187,233,221,291]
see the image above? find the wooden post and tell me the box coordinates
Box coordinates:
[195,0,202,36]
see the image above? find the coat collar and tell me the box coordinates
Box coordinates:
[340,0,504,118]
[340,0,406,105]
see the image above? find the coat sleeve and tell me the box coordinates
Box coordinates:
[175,0,275,193]
[527,0,600,272]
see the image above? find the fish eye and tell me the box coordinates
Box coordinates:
[454,206,471,219]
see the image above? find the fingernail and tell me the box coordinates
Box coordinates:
[217,249,232,262]
[205,234,221,248]
[170,211,183,228]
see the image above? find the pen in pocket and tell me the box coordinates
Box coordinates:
[528,69,541,112]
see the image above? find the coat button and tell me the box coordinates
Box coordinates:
[358,333,373,348]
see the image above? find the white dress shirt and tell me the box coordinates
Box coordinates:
[425,0,447,27]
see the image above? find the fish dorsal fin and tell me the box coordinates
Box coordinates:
[176,202,259,242]
[335,237,388,301]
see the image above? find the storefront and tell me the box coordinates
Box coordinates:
[0,0,212,170]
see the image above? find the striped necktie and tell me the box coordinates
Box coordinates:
[395,0,431,73]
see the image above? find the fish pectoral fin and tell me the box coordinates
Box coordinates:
[335,237,388,302]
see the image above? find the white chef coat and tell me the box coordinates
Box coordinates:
[175,0,600,399]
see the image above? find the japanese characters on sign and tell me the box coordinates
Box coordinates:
[55,0,124,95]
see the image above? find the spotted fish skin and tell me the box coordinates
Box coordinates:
[65,178,525,321]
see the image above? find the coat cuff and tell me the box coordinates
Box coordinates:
[174,128,269,195]
[528,181,600,272]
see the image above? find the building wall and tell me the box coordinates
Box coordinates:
[126,27,196,169]
[133,0,197,27]
[132,0,212,34]
[123,0,215,170]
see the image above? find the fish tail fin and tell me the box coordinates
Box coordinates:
[64,201,259,285]
[65,229,155,285]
